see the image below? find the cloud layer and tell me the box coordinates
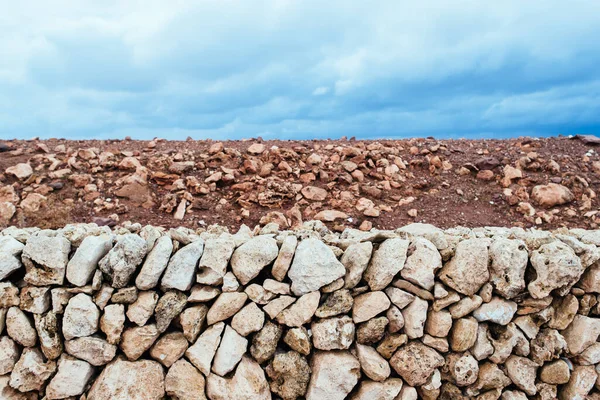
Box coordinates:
[2,0,600,140]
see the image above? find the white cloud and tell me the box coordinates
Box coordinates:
[1,0,600,139]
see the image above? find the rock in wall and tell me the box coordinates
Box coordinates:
[2,221,600,399]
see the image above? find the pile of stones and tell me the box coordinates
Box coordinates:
[2,221,600,399]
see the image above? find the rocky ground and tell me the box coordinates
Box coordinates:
[1,135,600,232]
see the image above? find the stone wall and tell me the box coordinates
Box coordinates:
[1,221,600,399]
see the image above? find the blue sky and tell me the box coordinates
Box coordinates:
[1,0,600,140]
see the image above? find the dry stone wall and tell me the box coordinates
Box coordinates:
[2,221,600,399]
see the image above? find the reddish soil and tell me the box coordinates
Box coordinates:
[1,136,599,231]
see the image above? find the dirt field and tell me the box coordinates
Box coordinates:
[1,135,599,231]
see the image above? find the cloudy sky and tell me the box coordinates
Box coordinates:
[2,1,600,140]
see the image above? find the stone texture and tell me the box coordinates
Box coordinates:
[353,291,391,323]
[311,315,355,350]
[9,347,56,393]
[231,302,265,336]
[206,356,271,400]
[341,241,373,289]
[489,238,528,299]
[161,240,204,291]
[272,235,298,282]
[165,359,207,400]
[251,320,283,363]
[87,357,165,400]
[529,241,583,298]
[186,322,225,375]
[0,236,24,281]
[288,237,346,295]
[389,341,444,386]
[22,235,71,286]
[149,331,188,367]
[306,351,361,400]
[46,354,94,400]
[277,291,320,327]
[197,235,235,285]
[439,238,490,295]
[99,234,147,288]
[6,306,37,347]
[135,236,173,290]
[212,325,248,376]
[207,292,247,325]
[62,293,99,340]
[120,324,160,361]
[266,351,310,400]
[231,236,278,285]
[364,238,409,291]
[66,234,112,286]
[401,237,442,290]
[65,336,117,366]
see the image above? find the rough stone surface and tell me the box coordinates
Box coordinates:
[306,351,361,400]
[66,234,112,286]
[288,238,346,295]
[99,234,147,288]
[22,235,71,286]
[87,357,165,400]
[161,240,204,291]
[4,222,600,399]
[165,359,207,400]
[363,238,409,291]
[206,356,271,400]
[231,235,278,285]
[439,238,490,295]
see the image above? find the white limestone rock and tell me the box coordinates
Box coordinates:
[87,357,165,400]
[311,315,355,350]
[439,238,490,296]
[197,234,236,285]
[22,235,71,286]
[401,237,442,290]
[356,343,391,382]
[0,236,24,281]
[62,293,99,340]
[99,234,147,288]
[135,235,173,290]
[206,355,271,400]
[9,347,56,393]
[206,292,248,325]
[306,351,361,400]
[212,325,248,376]
[6,306,37,347]
[352,291,391,324]
[363,238,409,291]
[231,235,279,286]
[165,359,207,400]
[288,238,346,296]
[231,302,265,336]
[65,337,117,366]
[277,291,320,327]
[0,336,19,375]
[473,297,518,325]
[46,354,94,400]
[161,239,205,291]
[341,241,373,289]
[66,234,113,287]
[126,290,158,326]
[186,322,225,376]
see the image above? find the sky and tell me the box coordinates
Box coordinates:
[1,0,600,141]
